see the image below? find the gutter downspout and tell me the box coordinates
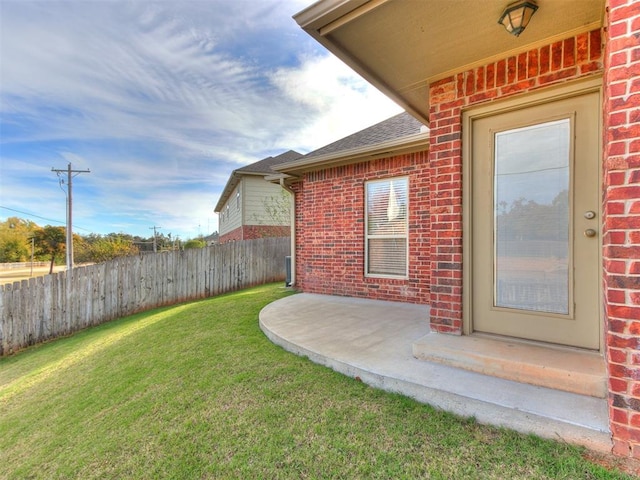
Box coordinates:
[280,178,296,287]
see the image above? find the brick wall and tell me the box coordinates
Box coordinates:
[602,0,640,458]
[219,225,290,244]
[428,28,603,333]
[243,225,290,240]
[293,151,430,304]
[219,227,243,244]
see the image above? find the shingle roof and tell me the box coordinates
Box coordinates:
[303,112,426,160]
[236,150,303,175]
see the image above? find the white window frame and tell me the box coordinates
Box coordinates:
[365,176,409,279]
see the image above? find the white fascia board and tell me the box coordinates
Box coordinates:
[293,0,369,30]
[214,172,241,213]
[264,173,296,183]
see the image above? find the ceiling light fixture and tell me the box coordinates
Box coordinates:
[498,0,538,37]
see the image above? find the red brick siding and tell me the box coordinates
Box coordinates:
[219,225,290,244]
[243,225,290,240]
[428,28,604,333]
[293,151,430,304]
[603,0,640,459]
[219,227,243,244]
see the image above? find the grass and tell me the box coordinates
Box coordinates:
[0,283,637,479]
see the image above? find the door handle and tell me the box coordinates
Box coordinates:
[584,228,597,238]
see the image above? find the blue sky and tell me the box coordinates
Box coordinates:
[0,0,401,240]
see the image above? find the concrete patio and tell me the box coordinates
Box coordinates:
[259,292,612,453]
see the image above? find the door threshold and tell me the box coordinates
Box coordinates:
[412,332,606,398]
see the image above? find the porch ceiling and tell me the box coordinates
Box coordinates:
[294,0,605,123]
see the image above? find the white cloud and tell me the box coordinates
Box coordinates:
[1,0,406,238]
[271,54,402,150]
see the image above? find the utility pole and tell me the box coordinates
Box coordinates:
[52,163,90,270]
[30,237,35,277]
[149,226,161,253]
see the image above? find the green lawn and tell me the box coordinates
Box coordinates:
[0,283,636,479]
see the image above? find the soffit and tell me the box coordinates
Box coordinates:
[295,0,605,123]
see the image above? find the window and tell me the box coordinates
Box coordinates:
[365,177,408,277]
[236,188,241,209]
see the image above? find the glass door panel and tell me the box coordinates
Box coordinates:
[494,119,571,315]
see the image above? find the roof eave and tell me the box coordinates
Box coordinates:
[264,172,296,183]
[216,167,293,212]
[294,1,427,124]
[214,172,242,213]
[273,131,430,176]
[294,0,605,125]
[293,0,372,31]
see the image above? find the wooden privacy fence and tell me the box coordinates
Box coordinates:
[0,237,290,356]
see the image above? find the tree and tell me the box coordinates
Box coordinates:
[184,238,206,249]
[33,226,66,273]
[0,217,37,262]
[74,234,139,263]
[92,236,139,262]
[72,233,90,263]
[0,237,29,263]
[496,190,569,242]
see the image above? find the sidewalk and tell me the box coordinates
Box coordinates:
[259,292,612,453]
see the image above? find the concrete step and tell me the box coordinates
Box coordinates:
[261,294,611,453]
[413,332,607,398]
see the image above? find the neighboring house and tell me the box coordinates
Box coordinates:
[215,150,302,243]
[275,0,640,459]
[203,232,219,246]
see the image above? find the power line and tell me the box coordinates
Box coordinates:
[496,165,569,176]
[0,205,92,232]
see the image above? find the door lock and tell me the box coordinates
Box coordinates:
[584,228,597,238]
[584,211,596,220]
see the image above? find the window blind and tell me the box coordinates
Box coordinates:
[365,177,408,277]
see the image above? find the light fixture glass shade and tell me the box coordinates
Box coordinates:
[498,1,538,37]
